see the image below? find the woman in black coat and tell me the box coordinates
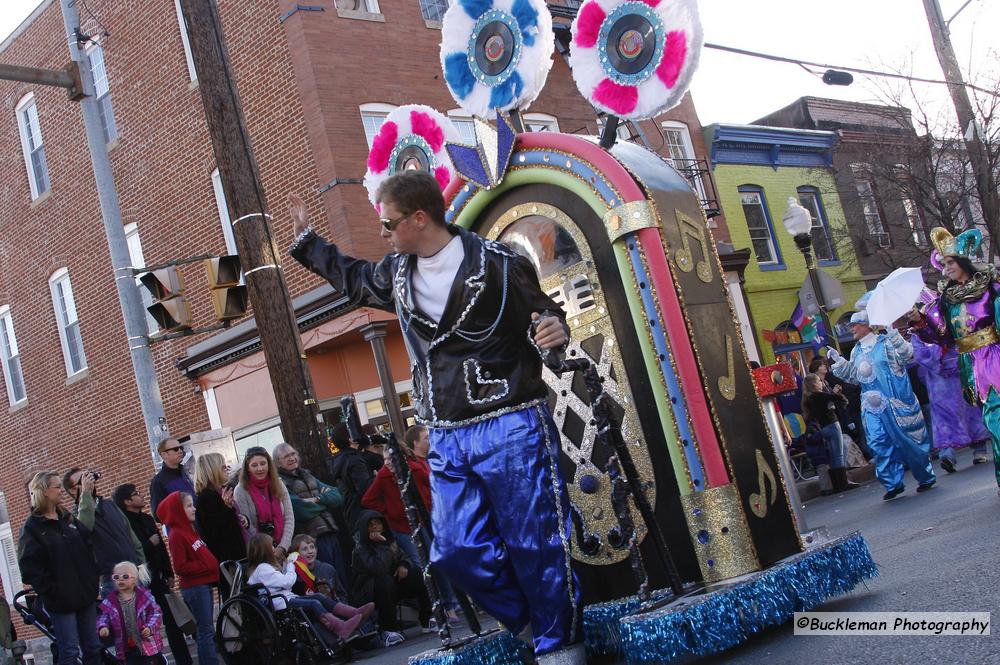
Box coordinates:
[18,471,102,665]
[194,453,247,597]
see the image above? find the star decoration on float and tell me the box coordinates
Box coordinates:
[444,111,517,190]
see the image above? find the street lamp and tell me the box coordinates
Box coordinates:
[782,197,840,352]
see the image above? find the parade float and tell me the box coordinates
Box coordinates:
[361,0,878,662]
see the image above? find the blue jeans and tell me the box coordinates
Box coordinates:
[50,603,101,665]
[315,533,349,590]
[821,422,846,470]
[181,585,218,665]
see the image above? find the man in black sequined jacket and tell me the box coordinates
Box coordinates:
[288,171,582,660]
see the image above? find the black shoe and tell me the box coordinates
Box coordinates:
[916,480,936,493]
[940,457,956,473]
[882,485,904,500]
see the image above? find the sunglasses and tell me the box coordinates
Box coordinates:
[379,212,414,232]
[111,574,133,581]
[163,446,184,454]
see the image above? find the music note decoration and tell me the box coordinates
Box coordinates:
[673,210,712,283]
[717,334,736,401]
[747,448,777,519]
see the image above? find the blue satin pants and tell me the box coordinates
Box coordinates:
[864,410,936,491]
[428,404,581,656]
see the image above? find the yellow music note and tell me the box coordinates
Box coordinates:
[717,334,736,401]
[674,211,712,283]
[748,449,777,519]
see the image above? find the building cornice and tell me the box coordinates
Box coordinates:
[709,123,837,169]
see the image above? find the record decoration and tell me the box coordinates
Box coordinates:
[363,105,460,210]
[441,0,555,117]
[569,0,703,120]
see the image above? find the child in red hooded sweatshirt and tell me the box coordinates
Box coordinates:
[156,491,219,665]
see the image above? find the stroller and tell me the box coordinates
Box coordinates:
[12,588,137,665]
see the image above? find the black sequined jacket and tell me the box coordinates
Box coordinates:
[290,224,567,428]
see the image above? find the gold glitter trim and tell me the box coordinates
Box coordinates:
[604,200,659,242]
[680,484,760,582]
[672,209,713,283]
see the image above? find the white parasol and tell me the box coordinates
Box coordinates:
[866,267,926,327]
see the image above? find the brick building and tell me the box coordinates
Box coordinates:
[0,0,723,604]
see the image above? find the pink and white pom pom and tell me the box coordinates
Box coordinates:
[363,105,460,210]
[569,0,703,121]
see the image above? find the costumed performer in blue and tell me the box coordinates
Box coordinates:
[909,227,1000,496]
[287,170,582,663]
[828,298,936,500]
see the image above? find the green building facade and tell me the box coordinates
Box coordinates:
[707,124,868,364]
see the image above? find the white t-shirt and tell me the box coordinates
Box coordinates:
[412,235,464,323]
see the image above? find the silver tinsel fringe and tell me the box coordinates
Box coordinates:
[614,532,878,663]
[408,631,531,665]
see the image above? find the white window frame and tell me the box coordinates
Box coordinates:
[850,163,890,248]
[0,306,26,406]
[739,189,780,266]
[661,120,707,201]
[797,188,837,262]
[360,103,397,149]
[85,40,117,145]
[49,268,88,377]
[124,223,159,334]
[522,112,560,133]
[446,108,477,145]
[15,93,49,200]
[418,0,450,22]
[211,169,238,256]
[174,0,198,82]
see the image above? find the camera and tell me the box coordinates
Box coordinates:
[258,521,275,538]
[87,470,102,481]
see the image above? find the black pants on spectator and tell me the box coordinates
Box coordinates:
[150,582,193,665]
[372,572,431,632]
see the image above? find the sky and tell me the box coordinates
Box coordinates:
[2,0,997,129]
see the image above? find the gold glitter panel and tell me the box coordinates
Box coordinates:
[604,201,659,242]
[679,485,760,583]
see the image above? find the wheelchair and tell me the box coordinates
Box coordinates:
[214,561,358,665]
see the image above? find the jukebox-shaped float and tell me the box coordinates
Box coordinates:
[360,0,876,662]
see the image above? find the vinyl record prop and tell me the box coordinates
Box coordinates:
[440,0,555,116]
[363,105,459,210]
[569,0,703,120]
[409,124,877,665]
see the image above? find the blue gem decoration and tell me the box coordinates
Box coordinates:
[597,1,666,86]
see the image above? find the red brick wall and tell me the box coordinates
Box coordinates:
[0,1,724,613]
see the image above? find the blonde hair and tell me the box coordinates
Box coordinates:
[28,471,61,513]
[195,453,229,493]
[113,560,150,586]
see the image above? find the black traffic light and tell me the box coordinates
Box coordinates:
[139,267,192,333]
[822,69,854,86]
[204,255,248,321]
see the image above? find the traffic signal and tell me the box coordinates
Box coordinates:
[139,267,192,333]
[822,69,854,86]
[204,255,248,321]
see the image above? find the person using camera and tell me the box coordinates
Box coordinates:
[19,471,102,664]
[63,468,146,596]
[234,447,295,554]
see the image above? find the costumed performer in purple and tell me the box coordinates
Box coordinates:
[909,227,1000,495]
[828,303,936,500]
[287,171,582,663]
[910,335,990,472]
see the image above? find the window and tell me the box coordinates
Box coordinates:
[49,269,87,377]
[336,0,381,14]
[15,94,50,199]
[174,0,198,81]
[738,186,781,267]
[86,42,117,145]
[797,187,837,262]
[359,103,396,148]
[850,163,889,247]
[0,307,26,406]
[902,195,927,246]
[419,0,449,22]
[447,109,477,144]
[125,224,158,334]
[211,169,238,255]
[523,113,560,133]
[661,121,707,200]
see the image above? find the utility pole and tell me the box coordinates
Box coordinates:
[178,0,331,478]
[922,0,1000,258]
[56,0,170,463]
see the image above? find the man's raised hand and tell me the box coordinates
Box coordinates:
[289,194,309,236]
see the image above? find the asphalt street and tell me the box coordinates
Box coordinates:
[349,446,999,665]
